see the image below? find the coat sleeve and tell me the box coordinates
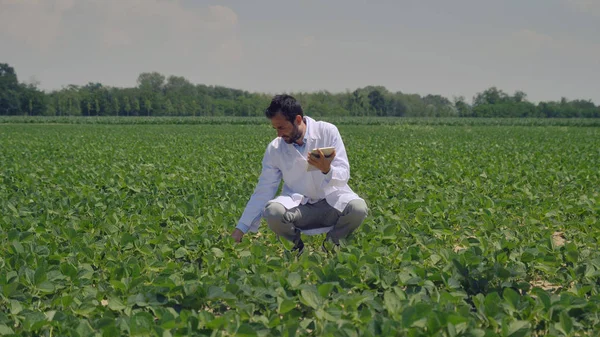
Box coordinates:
[321,125,350,194]
[236,145,282,233]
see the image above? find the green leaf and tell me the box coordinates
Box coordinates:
[383,225,396,237]
[11,241,24,255]
[10,300,22,315]
[279,299,296,314]
[161,328,173,337]
[404,303,430,328]
[0,324,14,335]
[7,202,18,215]
[207,286,224,299]
[120,233,136,246]
[175,247,188,259]
[506,320,530,337]
[37,281,55,293]
[531,288,551,309]
[23,312,48,331]
[484,292,501,317]
[315,308,337,322]
[299,318,314,330]
[451,259,468,276]
[559,311,573,335]
[45,310,57,321]
[60,263,78,280]
[503,288,519,310]
[236,323,257,337]
[520,251,534,263]
[496,266,511,279]
[211,247,224,258]
[318,283,335,298]
[239,250,251,257]
[130,312,154,336]
[287,272,301,288]
[34,264,47,285]
[206,316,226,330]
[383,291,401,315]
[108,297,127,311]
[76,320,95,337]
[565,242,579,263]
[300,288,322,309]
[447,314,468,325]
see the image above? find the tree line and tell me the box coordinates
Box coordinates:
[1,63,599,118]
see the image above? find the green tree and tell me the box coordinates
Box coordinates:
[3,64,599,118]
[123,96,131,116]
[163,99,174,115]
[0,63,22,115]
[132,98,141,116]
[144,99,152,116]
[453,96,471,117]
[368,89,385,116]
[137,72,165,93]
[513,90,527,103]
[19,83,46,116]
[473,87,510,106]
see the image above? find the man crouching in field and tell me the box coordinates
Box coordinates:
[231,94,368,254]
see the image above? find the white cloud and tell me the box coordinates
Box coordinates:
[0,0,242,62]
[515,29,553,45]
[463,28,600,102]
[208,5,239,27]
[511,29,554,52]
[0,0,74,50]
[96,1,241,60]
[301,36,316,48]
[495,29,600,63]
[564,0,600,16]
[102,28,131,48]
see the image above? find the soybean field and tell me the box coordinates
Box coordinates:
[1,118,599,336]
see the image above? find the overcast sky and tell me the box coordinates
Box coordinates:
[1,0,599,104]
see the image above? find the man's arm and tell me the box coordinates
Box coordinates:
[320,125,350,193]
[232,146,281,242]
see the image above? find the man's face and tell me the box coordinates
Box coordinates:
[271,113,302,144]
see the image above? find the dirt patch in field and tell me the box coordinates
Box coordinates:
[530,279,560,291]
[453,245,466,253]
[552,231,566,247]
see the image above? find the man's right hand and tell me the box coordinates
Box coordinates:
[231,229,245,243]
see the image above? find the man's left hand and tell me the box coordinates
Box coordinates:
[231,229,244,243]
[307,148,335,174]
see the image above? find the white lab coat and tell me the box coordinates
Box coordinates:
[237,116,362,233]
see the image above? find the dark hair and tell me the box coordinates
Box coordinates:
[265,94,303,123]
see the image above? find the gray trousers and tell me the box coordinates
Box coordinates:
[263,199,368,244]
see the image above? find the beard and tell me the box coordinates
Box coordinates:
[283,123,303,144]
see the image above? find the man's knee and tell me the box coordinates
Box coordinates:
[328,199,368,243]
[264,201,286,218]
[345,199,368,221]
[264,202,298,240]
[263,201,287,229]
